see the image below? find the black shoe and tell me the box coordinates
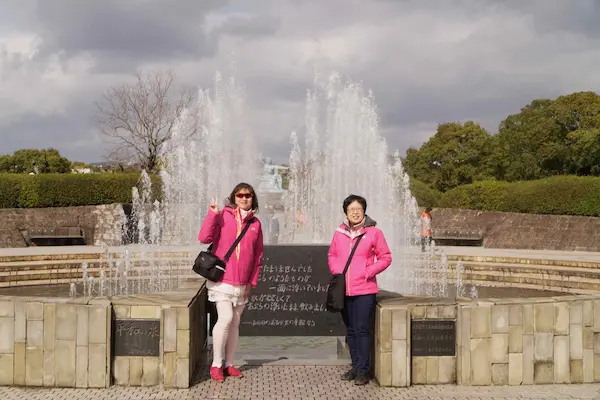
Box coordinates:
[341,368,356,381]
[354,371,370,386]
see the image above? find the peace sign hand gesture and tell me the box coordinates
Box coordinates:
[209,198,219,213]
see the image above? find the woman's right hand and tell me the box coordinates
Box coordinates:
[209,198,219,213]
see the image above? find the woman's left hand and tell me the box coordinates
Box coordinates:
[244,284,252,301]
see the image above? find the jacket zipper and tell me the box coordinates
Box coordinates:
[346,236,353,296]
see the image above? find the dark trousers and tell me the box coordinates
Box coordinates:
[421,236,432,252]
[341,294,376,374]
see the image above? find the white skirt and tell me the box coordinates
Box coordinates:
[206,281,248,306]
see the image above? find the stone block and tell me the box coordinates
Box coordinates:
[43,304,56,350]
[113,305,130,319]
[570,324,583,360]
[426,306,438,319]
[14,342,25,385]
[27,320,43,348]
[523,304,534,334]
[584,327,594,349]
[594,300,600,332]
[164,308,177,352]
[88,306,107,344]
[175,358,189,388]
[571,359,583,384]
[438,356,455,384]
[163,352,176,388]
[43,350,55,387]
[379,308,392,353]
[491,306,509,334]
[0,300,14,318]
[76,346,88,388]
[129,357,143,386]
[470,338,491,385]
[554,335,570,383]
[391,339,407,386]
[177,330,190,358]
[88,344,107,388]
[25,347,43,386]
[570,302,583,325]
[76,306,88,347]
[411,357,426,384]
[411,306,426,319]
[508,353,522,386]
[458,306,471,385]
[113,357,129,386]
[595,355,600,382]
[131,306,160,319]
[391,309,407,340]
[583,300,593,327]
[471,306,491,339]
[14,302,26,342]
[426,357,438,383]
[523,335,534,384]
[595,332,600,354]
[177,308,189,330]
[56,304,77,341]
[439,306,456,319]
[0,317,14,353]
[534,333,554,361]
[534,361,554,384]
[508,326,523,353]
[491,334,508,363]
[142,357,160,387]
[584,349,594,383]
[554,303,569,335]
[26,302,43,321]
[55,340,76,387]
[491,363,508,385]
[534,303,554,333]
[378,350,392,386]
[509,305,522,326]
[0,354,13,385]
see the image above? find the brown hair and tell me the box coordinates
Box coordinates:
[228,182,259,213]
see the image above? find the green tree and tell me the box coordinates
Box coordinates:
[0,149,71,173]
[403,121,494,191]
[492,91,600,180]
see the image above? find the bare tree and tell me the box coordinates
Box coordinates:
[95,69,199,172]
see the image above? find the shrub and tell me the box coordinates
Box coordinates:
[409,178,442,208]
[0,173,162,208]
[439,175,600,216]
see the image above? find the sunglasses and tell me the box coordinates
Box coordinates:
[235,193,253,199]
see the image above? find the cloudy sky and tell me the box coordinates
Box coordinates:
[1,0,600,164]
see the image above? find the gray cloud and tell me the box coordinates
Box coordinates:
[1,0,600,165]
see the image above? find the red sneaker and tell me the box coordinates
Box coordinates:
[210,366,224,382]
[224,365,244,378]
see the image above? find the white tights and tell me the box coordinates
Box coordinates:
[211,301,245,367]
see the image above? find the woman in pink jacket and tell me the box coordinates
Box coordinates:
[328,194,392,385]
[198,182,263,382]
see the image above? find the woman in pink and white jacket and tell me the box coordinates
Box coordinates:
[328,194,392,386]
[198,182,263,383]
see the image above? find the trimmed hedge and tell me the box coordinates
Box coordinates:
[0,173,161,208]
[439,175,600,217]
[409,178,441,208]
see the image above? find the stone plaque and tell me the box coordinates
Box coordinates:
[231,245,346,336]
[411,319,456,357]
[113,319,160,357]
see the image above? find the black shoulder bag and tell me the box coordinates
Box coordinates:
[193,218,255,282]
[326,234,364,313]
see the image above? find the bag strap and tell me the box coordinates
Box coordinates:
[342,233,364,276]
[222,217,255,262]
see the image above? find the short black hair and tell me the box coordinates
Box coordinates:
[228,182,259,213]
[343,194,367,214]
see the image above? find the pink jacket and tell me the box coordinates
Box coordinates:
[327,215,392,296]
[198,206,263,287]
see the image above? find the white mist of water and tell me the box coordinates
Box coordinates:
[282,71,447,295]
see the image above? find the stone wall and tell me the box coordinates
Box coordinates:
[375,294,600,387]
[0,204,125,248]
[432,208,600,251]
[0,297,111,388]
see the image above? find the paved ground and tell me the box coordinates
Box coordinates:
[0,366,599,400]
